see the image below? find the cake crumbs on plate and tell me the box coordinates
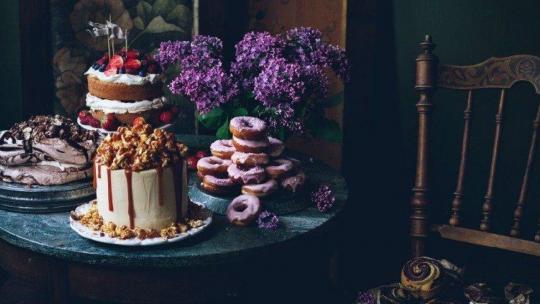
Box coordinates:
[72,201,206,240]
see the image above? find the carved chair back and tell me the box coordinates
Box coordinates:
[411,35,540,257]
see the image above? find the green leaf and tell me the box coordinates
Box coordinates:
[311,119,343,143]
[165,4,192,29]
[231,107,248,117]
[136,1,153,23]
[151,0,176,17]
[198,107,226,129]
[133,17,145,30]
[216,119,231,139]
[322,91,344,108]
[145,16,185,34]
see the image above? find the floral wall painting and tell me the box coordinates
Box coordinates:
[51,0,193,129]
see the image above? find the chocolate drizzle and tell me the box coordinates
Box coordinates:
[125,170,135,229]
[172,162,182,220]
[106,167,113,211]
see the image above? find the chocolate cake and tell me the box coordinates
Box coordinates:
[0,115,98,185]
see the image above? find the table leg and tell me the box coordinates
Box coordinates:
[49,260,69,304]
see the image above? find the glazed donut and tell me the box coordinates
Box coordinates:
[201,175,238,195]
[227,164,266,185]
[232,136,269,153]
[231,151,269,167]
[210,139,235,159]
[281,170,306,193]
[268,137,285,158]
[196,171,205,181]
[226,194,262,226]
[265,159,294,179]
[242,179,278,197]
[196,156,231,177]
[229,116,267,140]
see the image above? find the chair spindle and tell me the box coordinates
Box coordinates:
[480,89,506,232]
[449,90,474,226]
[510,101,540,237]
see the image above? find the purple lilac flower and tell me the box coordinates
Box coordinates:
[231,31,285,90]
[356,292,376,304]
[169,66,238,114]
[253,58,305,107]
[312,184,336,212]
[283,27,349,82]
[156,40,191,68]
[257,211,279,230]
[283,27,324,65]
[190,35,223,59]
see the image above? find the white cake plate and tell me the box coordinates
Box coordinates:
[70,201,212,246]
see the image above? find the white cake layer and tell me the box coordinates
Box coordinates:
[85,67,162,85]
[86,93,168,114]
[95,165,186,230]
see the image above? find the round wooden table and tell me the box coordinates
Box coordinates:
[0,135,347,303]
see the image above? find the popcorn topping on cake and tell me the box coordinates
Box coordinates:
[95,123,188,171]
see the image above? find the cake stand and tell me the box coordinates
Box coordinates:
[0,179,95,213]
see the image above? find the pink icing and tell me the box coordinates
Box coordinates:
[204,175,236,187]
[231,151,269,166]
[232,136,269,148]
[197,156,231,170]
[266,159,293,172]
[281,171,306,193]
[268,137,285,157]
[210,139,235,153]
[226,194,261,225]
[242,179,278,193]
[230,116,267,133]
[227,163,266,184]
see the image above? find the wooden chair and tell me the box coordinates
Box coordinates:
[411,34,540,257]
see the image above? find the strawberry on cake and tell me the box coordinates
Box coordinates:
[79,48,178,131]
[76,123,200,239]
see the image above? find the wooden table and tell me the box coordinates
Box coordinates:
[0,135,348,303]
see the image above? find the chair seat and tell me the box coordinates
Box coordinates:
[432,224,540,257]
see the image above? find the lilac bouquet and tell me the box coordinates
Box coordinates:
[157,27,349,141]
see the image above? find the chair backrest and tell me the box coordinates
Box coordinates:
[410,35,540,257]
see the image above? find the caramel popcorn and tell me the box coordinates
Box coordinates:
[72,201,206,241]
[95,123,188,171]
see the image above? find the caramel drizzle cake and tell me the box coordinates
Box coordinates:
[79,49,177,131]
[0,115,98,185]
[90,124,189,233]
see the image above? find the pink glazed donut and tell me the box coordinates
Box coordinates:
[227,163,267,185]
[265,159,294,179]
[242,179,278,197]
[231,151,269,167]
[229,116,267,140]
[210,139,236,159]
[226,194,262,226]
[197,156,231,177]
[268,137,285,158]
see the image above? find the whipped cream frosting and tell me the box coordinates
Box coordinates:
[85,67,162,85]
[86,93,168,114]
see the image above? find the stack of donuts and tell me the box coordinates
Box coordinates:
[196,116,306,198]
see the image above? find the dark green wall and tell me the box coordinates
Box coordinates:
[391,0,540,280]
[0,0,22,129]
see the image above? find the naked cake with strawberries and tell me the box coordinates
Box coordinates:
[79,48,178,131]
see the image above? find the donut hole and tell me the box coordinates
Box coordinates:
[240,120,253,128]
[233,202,248,212]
